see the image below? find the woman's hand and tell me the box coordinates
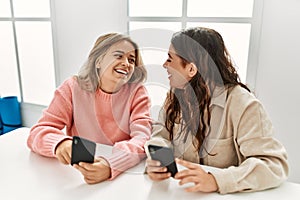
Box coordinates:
[146,158,171,181]
[174,158,218,193]
[55,139,72,165]
[73,158,111,184]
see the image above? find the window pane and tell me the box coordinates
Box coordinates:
[142,49,170,120]
[130,27,175,55]
[187,23,251,83]
[141,49,170,94]
[0,0,11,17]
[15,21,55,105]
[145,82,169,120]
[0,22,20,98]
[129,0,182,17]
[129,27,173,119]
[13,0,50,18]
[129,22,181,32]
[187,0,254,17]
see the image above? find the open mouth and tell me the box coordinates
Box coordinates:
[166,70,172,78]
[115,69,128,75]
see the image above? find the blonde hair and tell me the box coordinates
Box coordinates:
[77,33,147,92]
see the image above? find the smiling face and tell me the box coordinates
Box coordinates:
[163,45,193,89]
[97,40,136,93]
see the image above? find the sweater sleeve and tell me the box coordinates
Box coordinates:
[106,85,152,179]
[27,78,74,157]
[210,99,289,194]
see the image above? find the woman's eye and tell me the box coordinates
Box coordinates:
[114,54,122,58]
[128,58,135,64]
[166,59,172,62]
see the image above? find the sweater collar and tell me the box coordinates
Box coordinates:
[96,84,128,101]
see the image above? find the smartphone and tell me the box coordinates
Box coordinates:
[148,144,178,177]
[71,136,96,165]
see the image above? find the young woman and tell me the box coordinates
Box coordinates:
[145,27,289,194]
[27,33,152,184]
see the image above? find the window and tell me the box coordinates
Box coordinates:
[0,0,56,106]
[129,0,182,17]
[128,0,262,119]
[187,0,254,17]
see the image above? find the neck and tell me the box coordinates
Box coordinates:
[99,83,122,94]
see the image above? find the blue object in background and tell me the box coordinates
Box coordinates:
[0,114,2,135]
[0,96,22,135]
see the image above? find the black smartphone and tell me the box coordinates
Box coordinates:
[71,136,96,165]
[148,144,178,177]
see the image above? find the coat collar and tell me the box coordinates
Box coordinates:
[210,86,227,108]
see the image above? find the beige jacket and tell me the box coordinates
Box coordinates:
[145,85,289,194]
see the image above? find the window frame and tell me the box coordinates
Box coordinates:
[0,0,58,106]
[127,0,263,90]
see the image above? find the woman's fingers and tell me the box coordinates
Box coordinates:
[148,172,171,181]
[178,175,200,185]
[173,160,219,193]
[146,158,171,181]
[73,161,111,184]
[175,158,200,170]
[55,139,72,165]
[56,150,70,165]
[146,158,161,166]
[146,158,167,173]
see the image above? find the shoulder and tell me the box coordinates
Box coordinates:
[225,86,271,125]
[225,85,265,117]
[55,76,80,98]
[123,83,149,96]
[228,85,258,106]
[125,82,146,91]
[120,83,150,106]
[57,76,78,90]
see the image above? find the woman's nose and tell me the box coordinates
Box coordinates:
[121,58,130,66]
[163,61,168,68]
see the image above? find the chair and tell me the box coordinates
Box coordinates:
[0,96,22,134]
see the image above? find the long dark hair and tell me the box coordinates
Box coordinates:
[165,27,250,152]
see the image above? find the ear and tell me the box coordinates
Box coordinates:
[95,56,103,69]
[186,62,198,78]
[95,59,100,69]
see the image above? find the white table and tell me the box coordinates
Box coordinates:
[1,127,300,200]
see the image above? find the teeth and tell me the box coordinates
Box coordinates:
[115,69,128,75]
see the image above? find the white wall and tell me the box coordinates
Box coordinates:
[256,0,300,183]
[22,0,300,183]
[21,0,128,127]
[52,0,127,84]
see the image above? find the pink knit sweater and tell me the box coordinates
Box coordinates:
[27,76,152,179]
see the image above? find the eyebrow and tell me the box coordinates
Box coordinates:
[168,53,173,59]
[113,50,136,58]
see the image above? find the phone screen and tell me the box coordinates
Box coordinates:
[71,136,96,165]
[148,144,178,177]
